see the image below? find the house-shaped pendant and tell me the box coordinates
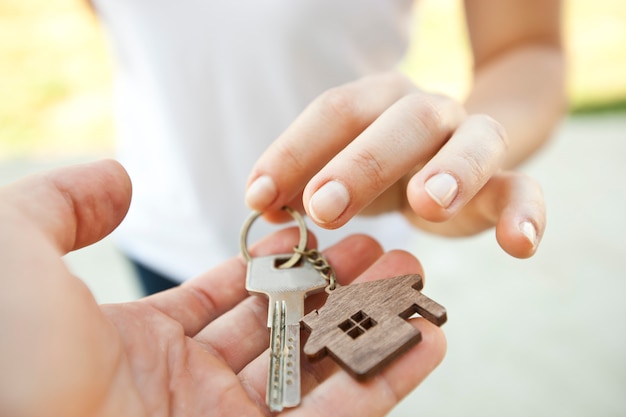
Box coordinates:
[301,274,447,380]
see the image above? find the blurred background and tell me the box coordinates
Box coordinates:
[1,0,625,416]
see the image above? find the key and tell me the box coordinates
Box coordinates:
[246,254,328,412]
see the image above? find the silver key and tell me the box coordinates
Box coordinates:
[246,254,328,412]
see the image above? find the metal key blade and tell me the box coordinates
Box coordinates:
[268,300,285,408]
[267,300,302,410]
[246,254,328,412]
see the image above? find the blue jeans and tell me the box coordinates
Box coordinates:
[130,259,178,296]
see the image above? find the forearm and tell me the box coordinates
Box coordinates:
[464,44,567,168]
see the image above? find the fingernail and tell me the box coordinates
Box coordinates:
[519,221,537,248]
[308,180,350,224]
[424,173,458,208]
[245,175,277,209]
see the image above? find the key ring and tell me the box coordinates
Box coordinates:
[240,206,308,269]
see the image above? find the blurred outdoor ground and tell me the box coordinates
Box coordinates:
[1,1,625,417]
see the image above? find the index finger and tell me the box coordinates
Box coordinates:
[245,72,414,222]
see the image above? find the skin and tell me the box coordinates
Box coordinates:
[246,0,566,259]
[0,160,445,417]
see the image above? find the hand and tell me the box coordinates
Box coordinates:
[0,160,445,417]
[245,72,545,258]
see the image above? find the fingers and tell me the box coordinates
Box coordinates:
[302,93,465,228]
[407,171,546,258]
[490,172,546,258]
[407,114,509,222]
[245,72,546,263]
[0,159,132,254]
[245,72,416,223]
[190,234,385,373]
[143,226,318,337]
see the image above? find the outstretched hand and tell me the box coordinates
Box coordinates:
[245,72,546,259]
[0,160,445,417]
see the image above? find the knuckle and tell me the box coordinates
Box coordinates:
[350,148,387,191]
[274,140,306,173]
[400,92,461,140]
[471,113,509,151]
[403,93,445,135]
[461,146,491,184]
[457,115,510,184]
[316,86,359,124]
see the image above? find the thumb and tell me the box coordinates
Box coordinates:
[0,159,132,254]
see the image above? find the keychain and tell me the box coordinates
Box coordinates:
[240,207,448,409]
[301,273,447,380]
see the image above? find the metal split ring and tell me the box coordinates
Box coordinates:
[239,206,308,269]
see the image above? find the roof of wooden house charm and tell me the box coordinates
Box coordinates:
[301,274,447,380]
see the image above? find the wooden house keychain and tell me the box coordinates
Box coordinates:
[290,229,447,379]
[240,207,447,410]
[301,272,447,380]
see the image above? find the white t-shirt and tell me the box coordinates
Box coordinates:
[94,0,417,282]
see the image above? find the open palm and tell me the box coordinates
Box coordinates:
[0,160,445,417]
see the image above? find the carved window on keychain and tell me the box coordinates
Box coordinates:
[338,311,378,339]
